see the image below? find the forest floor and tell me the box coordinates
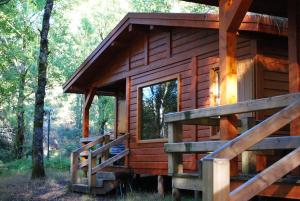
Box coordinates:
[0,170,174,201]
[0,167,192,201]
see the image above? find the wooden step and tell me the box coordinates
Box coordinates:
[72,180,118,195]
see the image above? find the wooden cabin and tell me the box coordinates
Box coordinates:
[64,11,300,200]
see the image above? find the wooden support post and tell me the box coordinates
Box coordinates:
[202,158,230,201]
[240,117,256,174]
[83,88,96,138]
[172,188,181,201]
[219,0,252,176]
[288,0,300,136]
[70,152,79,184]
[191,57,198,170]
[88,151,96,188]
[102,135,110,162]
[288,0,300,176]
[158,175,164,198]
[194,190,200,200]
[124,77,130,168]
[168,123,183,175]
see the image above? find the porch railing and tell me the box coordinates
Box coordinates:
[164,93,300,201]
[71,133,129,186]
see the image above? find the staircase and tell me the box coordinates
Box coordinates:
[164,93,300,201]
[70,133,129,195]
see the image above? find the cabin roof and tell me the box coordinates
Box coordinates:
[63,13,287,94]
[184,0,287,17]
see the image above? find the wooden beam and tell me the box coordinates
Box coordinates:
[164,93,300,123]
[164,136,300,153]
[230,146,300,201]
[219,0,253,33]
[288,0,300,137]
[206,99,300,160]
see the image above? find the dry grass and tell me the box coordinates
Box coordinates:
[0,169,197,201]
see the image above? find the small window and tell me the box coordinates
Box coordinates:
[137,77,179,141]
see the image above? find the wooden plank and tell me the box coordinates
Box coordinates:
[165,93,300,123]
[179,118,220,126]
[206,99,300,160]
[202,158,230,201]
[92,149,129,174]
[172,176,202,191]
[92,133,129,157]
[164,136,300,153]
[230,146,300,201]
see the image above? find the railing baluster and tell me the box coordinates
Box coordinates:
[88,150,97,188]
[71,152,79,184]
[168,123,183,175]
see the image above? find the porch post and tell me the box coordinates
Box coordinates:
[218,0,252,176]
[288,0,300,136]
[83,88,96,138]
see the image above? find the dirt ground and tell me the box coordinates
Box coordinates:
[0,171,169,201]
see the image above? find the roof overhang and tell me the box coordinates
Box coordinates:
[63,13,287,94]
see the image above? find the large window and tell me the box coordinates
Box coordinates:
[137,77,179,141]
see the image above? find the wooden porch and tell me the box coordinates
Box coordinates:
[165,93,300,200]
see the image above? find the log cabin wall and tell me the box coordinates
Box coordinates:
[90,25,289,175]
[95,27,269,175]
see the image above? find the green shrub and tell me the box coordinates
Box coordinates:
[0,155,70,176]
[45,155,70,171]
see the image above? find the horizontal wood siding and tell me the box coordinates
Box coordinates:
[93,28,287,175]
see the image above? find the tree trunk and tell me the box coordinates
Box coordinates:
[15,66,26,159]
[31,0,53,179]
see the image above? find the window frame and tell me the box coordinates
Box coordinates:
[136,74,180,143]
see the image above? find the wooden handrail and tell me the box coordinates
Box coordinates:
[230,146,300,201]
[73,134,109,154]
[92,133,129,157]
[203,99,300,160]
[91,149,129,175]
[164,136,300,153]
[164,93,300,123]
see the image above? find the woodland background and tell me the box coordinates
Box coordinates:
[0,0,213,174]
